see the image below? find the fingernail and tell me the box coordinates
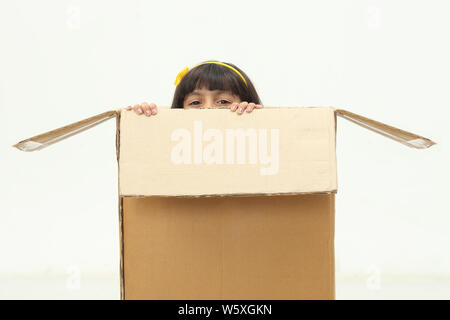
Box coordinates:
[238,107,243,113]
[231,105,237,111]
[152,109,157,115]
[137,108,143,114]
[145,109,151,115]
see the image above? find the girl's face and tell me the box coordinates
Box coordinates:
[183,88,241,109]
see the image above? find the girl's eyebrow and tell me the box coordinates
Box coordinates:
[190,90,230,95]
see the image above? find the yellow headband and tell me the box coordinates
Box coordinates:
[174,62,248,87]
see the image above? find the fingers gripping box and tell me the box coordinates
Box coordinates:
[14,107,435,299]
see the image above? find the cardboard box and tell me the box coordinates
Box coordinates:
[14,107,435,299]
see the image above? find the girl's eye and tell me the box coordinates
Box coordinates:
[189,101,201,106]
[218,100,231,104]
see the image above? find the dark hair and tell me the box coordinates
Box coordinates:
[171,60,262,109]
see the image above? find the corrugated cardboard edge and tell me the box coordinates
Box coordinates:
[116,112,125,300]
[334,108,436,149]
[121,191,337,198]
[12,110,118,151]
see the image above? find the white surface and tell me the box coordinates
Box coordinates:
[1,272,449,300]
[1,0,449,299]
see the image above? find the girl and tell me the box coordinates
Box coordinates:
[124,60,263,115]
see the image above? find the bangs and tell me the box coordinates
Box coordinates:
[183,64,240,96]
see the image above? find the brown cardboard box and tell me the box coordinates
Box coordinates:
[14,107,435,300]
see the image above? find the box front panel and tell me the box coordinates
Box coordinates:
[119,107,337,196]
[122,194,335,300]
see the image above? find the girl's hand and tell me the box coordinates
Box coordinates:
[230,102,263,115]
[124,102,158,117]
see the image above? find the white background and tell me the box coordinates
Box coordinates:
[1,0,449,299]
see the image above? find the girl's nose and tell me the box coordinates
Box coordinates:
[202,97,215,108]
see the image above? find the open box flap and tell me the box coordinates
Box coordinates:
[13,110,118,151]
[12,107,436,153]
[335,108,436,149]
